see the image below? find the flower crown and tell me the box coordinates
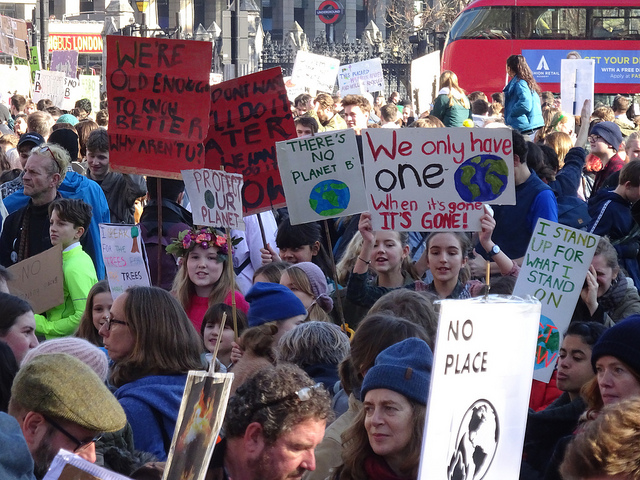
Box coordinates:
[166,227,242,261]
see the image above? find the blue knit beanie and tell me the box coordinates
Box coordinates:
[590,121,623,152]
[591,314,640,374]
[361,337,433,405]
[246,282,307,327]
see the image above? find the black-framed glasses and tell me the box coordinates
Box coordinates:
[44,415,102,453]
[251,383,324,413]
[105,316,128,330]
[588,134,603,143]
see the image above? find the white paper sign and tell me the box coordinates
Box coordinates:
[338,58,384,95]
[419,296,541,480]
[0,64,31,97]
[44,449,132,480]
[411,50,440,115]
[33,70,66,107]
[276,129,367,225]
[100,223,151,298]
[290,51,340,94]
[182,169,245,230]
[79,74,101,114]
[363,128,515,231]
[561,59,595,116]
[513,219,599,383]
[60,76,81,110]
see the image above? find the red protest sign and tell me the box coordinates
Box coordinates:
[106,36,212,179]
[204,67,295,215]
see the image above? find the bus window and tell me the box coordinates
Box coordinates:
[532,7,586,39]
[447,6,512,42]
[592,8,640,39]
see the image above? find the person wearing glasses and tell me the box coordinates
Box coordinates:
[8,353,126,479]
[588,121,624,195]
[206,363,332,480]
[0,143,69,268]
[98,286,204,461]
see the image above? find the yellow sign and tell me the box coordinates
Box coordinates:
[136,1,149,12]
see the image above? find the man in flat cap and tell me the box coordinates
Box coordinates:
[8,353,127,479]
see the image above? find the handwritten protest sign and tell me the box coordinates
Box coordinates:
[561,59,595,116]
[163,372,233,480]
[338,58,384,95]
[7,245,64,315]
[204,67,296,215]
[420,296,540,480]
[51,50,79,78]
[79,74,101,114]
[60,76,81,111]
[513,219,599,383]
[33,70,66,107]
[182,169,245,230]
[0,15,28,60]
[100,224,151,298]
[0,64,31,97]
[411,51,440,114]
[290,51,340,94]
[276,129,367,225]
[363,128,515,231]
[44,450,131,480]
[106,36,212,178]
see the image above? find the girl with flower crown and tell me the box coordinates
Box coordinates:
[168,227,249,332]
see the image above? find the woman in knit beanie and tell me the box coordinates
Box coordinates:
[332,337,433,480]
[280,262,333,322]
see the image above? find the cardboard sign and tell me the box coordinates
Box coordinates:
[561,59,595,116]
[363,128,516,231]
[513,219,599,383]
[204,68,296,215]
[276,129,367,225]
[0,64,31,97]
[50,50,79,78]
[182,169,245,230]
[0,15,28,60]
[338,58,384,95]
[100,223,151,298]
[33,70,66,107]
[44,450,131,480]
[290,51,340,94]
[419,296,541,480]
[7,244,64,315]
[163,372,233,480]
[106,36,213,178]
[79,74,101,114]
[411,51,440,114]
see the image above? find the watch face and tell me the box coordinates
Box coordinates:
[491,245,500,256]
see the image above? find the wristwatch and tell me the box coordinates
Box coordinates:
[489,245,501,257]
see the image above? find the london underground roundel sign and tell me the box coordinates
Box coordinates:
[316,0,343,24]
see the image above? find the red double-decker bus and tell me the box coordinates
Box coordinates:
[441,0,640,100]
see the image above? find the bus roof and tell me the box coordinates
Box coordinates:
[464,0,640,8]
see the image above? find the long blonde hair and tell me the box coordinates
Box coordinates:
[440,70,470,109]
[284,266,331,322]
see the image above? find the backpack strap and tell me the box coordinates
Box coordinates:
[588,200,611,234]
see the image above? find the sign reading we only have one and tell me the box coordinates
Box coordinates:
[513,219,599,383]
[205,68,296,216]
[276,129,367,225]
[363,128,515,231]
[106,36,212,178]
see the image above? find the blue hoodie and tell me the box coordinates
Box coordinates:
[503,76,544,133]
[0,413,36,480]
[115,374,188,460]
[3,171,109,279]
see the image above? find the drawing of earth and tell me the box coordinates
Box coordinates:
[309,179,350,216]
[454,154,509,202]
[536,315,560,371]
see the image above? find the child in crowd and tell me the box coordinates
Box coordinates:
[279,262,333,322]
[201,303,247,372]
[252,261,290,284]
[168,227,248,332]
[75,280,112,347]
[35,198,98,339]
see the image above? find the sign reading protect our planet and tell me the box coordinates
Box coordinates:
[363,128,515,231]
[182,169,245,231]
[276,129,367,225]
[513,219,599,383]
[420,297,540,480]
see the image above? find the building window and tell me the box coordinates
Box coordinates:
[80,0,94,13]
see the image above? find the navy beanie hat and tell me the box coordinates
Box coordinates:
[246,282,307,327]
[361,337,433,405]
[591,314,640,374]
[591,121,623,152]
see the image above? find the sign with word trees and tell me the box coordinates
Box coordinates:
[100,224,151,298]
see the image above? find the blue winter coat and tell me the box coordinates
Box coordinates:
[503,76,544,133]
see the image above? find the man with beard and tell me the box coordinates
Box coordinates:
[206,363,332,480]
[8,353,126,479]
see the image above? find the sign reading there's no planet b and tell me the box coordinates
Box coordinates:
[182,169,245,231]
[276,129,367,225]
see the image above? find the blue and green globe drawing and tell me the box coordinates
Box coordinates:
[309,179,350,216]
[536,315,560,371]
[454,154,509,202]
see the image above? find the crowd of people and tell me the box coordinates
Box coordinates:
[1,52,640,480]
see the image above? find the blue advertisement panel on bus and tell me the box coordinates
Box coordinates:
[523,49,640,84]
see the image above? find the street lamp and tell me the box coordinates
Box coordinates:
[136,0,149,36]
